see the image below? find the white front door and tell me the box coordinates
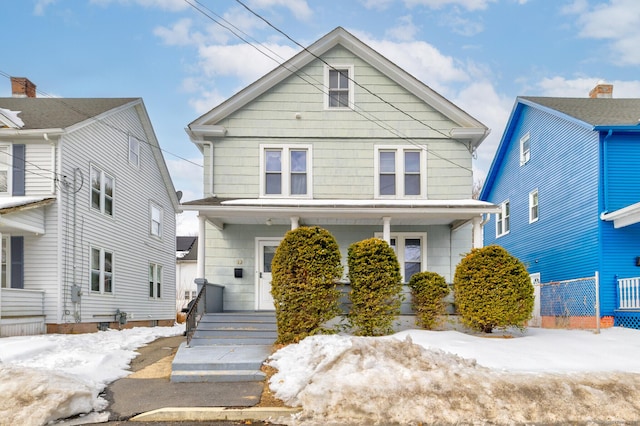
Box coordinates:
[256,239,280,311]
[529,273,541,327]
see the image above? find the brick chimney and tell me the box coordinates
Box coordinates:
[11,77,37,98]
[589,82,613,99]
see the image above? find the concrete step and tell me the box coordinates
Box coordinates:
[193,329,278,338]
[189,336,277,346]
[170,369,266,383]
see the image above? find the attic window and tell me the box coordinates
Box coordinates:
[325,65,353,109]
[520,132,531,165]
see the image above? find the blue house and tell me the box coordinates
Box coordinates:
[480,84,640,330]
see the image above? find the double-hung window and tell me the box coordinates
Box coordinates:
[325,65,353,109]
[0,145,11,193]
[261,145,312,197]
[375,233,427,283]
[529,189,539,223]
[91,246,113,294]
[149,263,162,298]
[496,200,510,237]
[376,146,425,198]
[150,203,162,237]
[520,133,531,165]
[91,165,114,216]
[129,135,140,167]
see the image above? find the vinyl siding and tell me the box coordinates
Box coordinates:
[205,222,462,310]
[53,105,176,324]
[208,45,471,200]
[483,105,600,284]
[604,133,640,211]
[24,142,56,195]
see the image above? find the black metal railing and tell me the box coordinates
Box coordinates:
[185,284,206,345]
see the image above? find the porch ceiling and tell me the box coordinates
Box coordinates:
[183,198,500,228]
[601,201,640,228]
[0,196,56,234]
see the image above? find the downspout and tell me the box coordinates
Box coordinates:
[197,214,206,279]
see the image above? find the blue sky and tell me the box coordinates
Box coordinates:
[4,0,640,233]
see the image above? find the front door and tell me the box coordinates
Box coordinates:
[256,239,280,310]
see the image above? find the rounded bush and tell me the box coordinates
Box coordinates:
[408,271,450,330]
[271,226,343,344]
[453,245,534,333]
[347,238,403,336]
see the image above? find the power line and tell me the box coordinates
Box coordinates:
[187,0,473,172]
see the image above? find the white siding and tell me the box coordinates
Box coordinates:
[52,105,177,325]
[25,142,56,195]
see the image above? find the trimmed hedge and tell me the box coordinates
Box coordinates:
[408,271,450,330]
[347,238,403,336]
[453,245,534,333]
[270,226,343,344]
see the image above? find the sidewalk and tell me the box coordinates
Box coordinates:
[98,335,299,424]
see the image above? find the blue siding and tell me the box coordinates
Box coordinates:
[483,105,600,284]
[600,221,640,315]
[603,134,640,211]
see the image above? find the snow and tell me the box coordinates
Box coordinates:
[2,324,640,425]
[0,108,24,128]
[0,324,184,426]
[268,327,640,425]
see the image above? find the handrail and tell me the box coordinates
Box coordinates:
[185,284,206,345]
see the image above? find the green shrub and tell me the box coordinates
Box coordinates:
[453,245,534,333]
[271,226,343,344]
[347,238,403,336]
[408,271,450,330]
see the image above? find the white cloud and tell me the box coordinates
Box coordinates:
[89,0,188,12]
[197,42,300,84]
[567,0,640,65]
[385,15,420,41]
[536,76,640,98]
[246,0,313,21]
[34,0,56,15]
[154,18,203,46]
[403,0,497,11]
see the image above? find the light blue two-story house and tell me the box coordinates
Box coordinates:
[481,84,640,330]
[182,27,499,314]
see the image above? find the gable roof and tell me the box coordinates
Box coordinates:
[188,26,488,147]
[176,236,197,261]
[0,97,180,212]
[520,97,640,127]
[0,98,137,130]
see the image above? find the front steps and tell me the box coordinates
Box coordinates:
[171,312,276,383]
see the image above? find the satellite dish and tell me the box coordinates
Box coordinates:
[176,190,183,201]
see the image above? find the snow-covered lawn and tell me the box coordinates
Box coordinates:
[2,324,640,425]
[0,324,184,425]
[268,327,640,425]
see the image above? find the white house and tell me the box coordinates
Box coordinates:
[182,28,499,312]
[0,77,180,335]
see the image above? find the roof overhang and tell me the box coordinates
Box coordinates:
[0,128,65,140]
[601,201,640,228]
[182,198,500,230]
[0,196,56,234]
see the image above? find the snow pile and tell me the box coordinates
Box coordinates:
[268,331,640,425]
[0,324,183,426]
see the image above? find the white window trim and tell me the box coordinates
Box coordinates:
[150,202,163,238]
[149,262,162,299]
[529,189,539,223]
[128,135,140,168]
[374,145,427,198]
[259,144,313,198]
[520,132,531,166]
[324,64,354,110]
[496,200,510,238]
[374,232,427,283]
[90,164,115,217]
[1,236,11,289]
[0,144,12,195]
[90,246,114,294]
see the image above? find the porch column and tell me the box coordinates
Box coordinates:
[382,217,391,244]
[197,214,206,279]
[472,216,483,249]
[290,216,300,230]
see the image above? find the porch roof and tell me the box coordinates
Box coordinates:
[0,196,56,234]
[182,197,500,229]
[601,201,640,228]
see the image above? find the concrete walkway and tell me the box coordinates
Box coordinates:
[99,335,299,424]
